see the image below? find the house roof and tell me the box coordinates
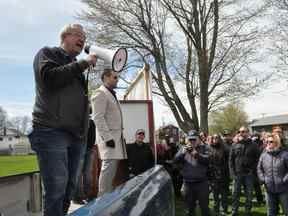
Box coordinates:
[250,114,288,127]
[0,127,23,136]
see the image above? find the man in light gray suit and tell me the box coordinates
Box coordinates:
[91,68,127,196]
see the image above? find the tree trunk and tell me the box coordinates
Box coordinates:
[198,49,209,133]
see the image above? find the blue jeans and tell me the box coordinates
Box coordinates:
[74,149,93,200]
[232,174,254,214]
[28,128,86,216]
[267,191,288,216]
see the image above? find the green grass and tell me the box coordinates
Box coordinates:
[0,155,39,177]
[0,156,281,215]
[175,192,276,216]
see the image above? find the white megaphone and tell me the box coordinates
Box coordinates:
[84,45,127,72]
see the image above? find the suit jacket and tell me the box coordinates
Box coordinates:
[91,85,127,160]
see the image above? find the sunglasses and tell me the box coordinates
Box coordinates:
[268,140,274,144]
[239,130,246,133]
[189,139,197,141]
[137,132,145,136]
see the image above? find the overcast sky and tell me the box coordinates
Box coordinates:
[1,0,288,129]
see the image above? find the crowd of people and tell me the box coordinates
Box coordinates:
[28,22,288,216]
[157,126,288,216]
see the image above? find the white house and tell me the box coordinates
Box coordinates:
[0,127,31,155]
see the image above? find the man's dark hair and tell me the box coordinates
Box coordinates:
[101,69,113,82]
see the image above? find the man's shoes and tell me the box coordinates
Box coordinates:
[72,199,86,205]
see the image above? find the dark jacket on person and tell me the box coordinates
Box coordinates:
[87,119,96,150]
[229,138,260,177]
[257,147,288,193]
[32,46,90,138]
[126,142,154,176]
[208,143,230,184]
[174,144,209,183]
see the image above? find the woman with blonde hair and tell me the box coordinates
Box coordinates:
[257,133,288,216]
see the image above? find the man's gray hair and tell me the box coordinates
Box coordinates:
[59,24,85,44]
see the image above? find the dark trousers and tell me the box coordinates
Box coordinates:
[28,128,86,216]
[222,178,230,212]
[254,176,264,203]
[183,181,209,216]
[74,149,93,201]
[232,174,254,214]
[267,191,288,216]
[211,182,227,215]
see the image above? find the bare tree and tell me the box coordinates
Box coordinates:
[79,0,269,133]
[8,115,31,134]
[265,0,288,77]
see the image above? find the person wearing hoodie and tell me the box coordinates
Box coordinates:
[257,133,288,216]
[174,130,209,216]
[208,134,230,215]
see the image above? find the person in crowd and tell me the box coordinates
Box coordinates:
[252,132,264,150]
[28,24,97,216]
[251,132,265,205]
[208,134,230,215]
[260,131,268,150]
[174,130,209,216]
[229,126,260,216]
[126,129,154,177]
[91,68,127,196]
[232,132,241,144]
[157,138,183,197]
[222,129,233,202]
[73,114,96,204]
[156,139,169,165]
[166,139,183,197]
[200,131,208,144]
[222,130,233,147]
[273,126,287,148]
[257,133,288,216]
[206,135,213,146]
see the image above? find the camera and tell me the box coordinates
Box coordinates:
[185,144,193,152]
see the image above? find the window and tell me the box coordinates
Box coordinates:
[8,137,13,141]
[0,137,3,141]
[173,129,178,135]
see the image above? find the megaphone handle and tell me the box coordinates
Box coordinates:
[85,66,93,96]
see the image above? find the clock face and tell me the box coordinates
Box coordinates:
[113,48,127,72]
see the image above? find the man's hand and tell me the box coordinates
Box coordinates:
[191,149,198,158]
[85,54,97,66]
[106,139,115,148]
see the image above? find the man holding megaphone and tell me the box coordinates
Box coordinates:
[29,23,97,216]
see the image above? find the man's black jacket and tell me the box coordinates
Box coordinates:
[229,138,260,177]
[32,46,90,138]
[126,142,154,176]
